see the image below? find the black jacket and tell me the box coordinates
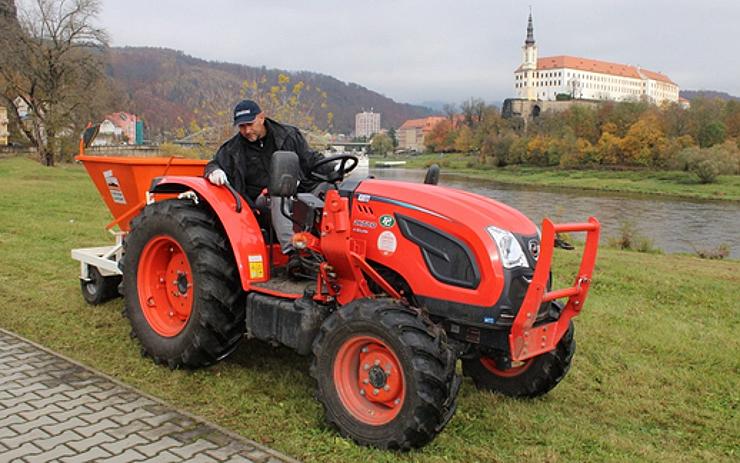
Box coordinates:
[205,118,323,200]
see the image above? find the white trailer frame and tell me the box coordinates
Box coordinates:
[70,230,125,280]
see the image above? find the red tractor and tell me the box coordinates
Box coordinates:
[74,135,599,450]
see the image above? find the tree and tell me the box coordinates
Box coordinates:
[442,103,457,126]
[460,97,485,127]
[454,125,474,153]
[425,120,454,153]
[697,121,726,148]
[240,73,330,132]
[370,133,393,157]
[387,127,398,148]
[0,0,111,166]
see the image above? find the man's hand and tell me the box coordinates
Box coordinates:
[207,169,228,186]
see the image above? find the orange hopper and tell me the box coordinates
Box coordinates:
[76,155,207,231]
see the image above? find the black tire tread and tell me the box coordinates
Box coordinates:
[463,323,576,398]
[311,298,459,450]
[123,200,244,369]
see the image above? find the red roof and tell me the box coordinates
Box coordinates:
[516,55,676,85]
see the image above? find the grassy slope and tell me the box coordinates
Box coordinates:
[0,156,737,462]
[378,153,740,201]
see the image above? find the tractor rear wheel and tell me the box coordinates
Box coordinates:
[123,200,244,369]
[80,266,121,305]
[462,323,576,398]
[311,298,460,450]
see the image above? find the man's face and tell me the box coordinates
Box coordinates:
[238,113,267,142]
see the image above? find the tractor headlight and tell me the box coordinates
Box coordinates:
[487,226,529,269]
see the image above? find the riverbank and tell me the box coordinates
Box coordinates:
[1,156,737,462]
[373,153,740,201]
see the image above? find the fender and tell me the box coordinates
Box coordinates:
[150,176,267,290]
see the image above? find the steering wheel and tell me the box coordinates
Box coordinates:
[309,154,359,183]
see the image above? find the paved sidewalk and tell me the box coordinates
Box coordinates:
[0,329,300,463]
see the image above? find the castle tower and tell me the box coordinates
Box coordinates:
[521,11,538,100]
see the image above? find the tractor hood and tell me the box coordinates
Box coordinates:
[354,179,538,236]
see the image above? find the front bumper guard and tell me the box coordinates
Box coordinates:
[509,217,600,362]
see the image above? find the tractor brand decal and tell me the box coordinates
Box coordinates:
[379,215,396,228]
[248,254,264,279]
[377,231,397,255]
[352,219,376,234]
[357,193,371,203]
[103,170,127,205]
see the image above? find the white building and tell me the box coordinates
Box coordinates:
[0,106,8,146]
[355,110,381,138]
[513,13,679,105]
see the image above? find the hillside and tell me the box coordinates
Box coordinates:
[680,89,739,101]
[107,47,433,137]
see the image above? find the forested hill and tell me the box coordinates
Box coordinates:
[107,47,433,137]
[680,90,739,102]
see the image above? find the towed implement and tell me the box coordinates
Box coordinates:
[72,127,600,450]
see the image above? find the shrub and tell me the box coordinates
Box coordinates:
[694,243,731,260]
[692,157,721,183]
[608,220,656,253]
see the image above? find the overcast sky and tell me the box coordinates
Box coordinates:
[95,0,739,106]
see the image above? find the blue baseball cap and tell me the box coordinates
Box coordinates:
[233,99,262,125]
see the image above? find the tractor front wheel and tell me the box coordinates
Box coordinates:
[311,298,460,450]
[123,200,244,369]
[462,323,576,398]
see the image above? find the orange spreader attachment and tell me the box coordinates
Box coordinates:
[76,155,207,231]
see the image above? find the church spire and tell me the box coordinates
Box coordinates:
[525,9,535,45]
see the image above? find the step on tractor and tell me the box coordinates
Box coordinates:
[72,126,600,450]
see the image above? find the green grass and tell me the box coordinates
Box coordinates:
[1,156,738,462]
[375,153,740,201]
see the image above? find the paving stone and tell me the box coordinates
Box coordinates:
[18,402,65,421]
[110,407,156,426]
[24,443,76,463]
[244,448,271,462]
[205,441,256,460]
[107,420,152,439]
[170,439,219,459]
[0,442,45,461]
[39,416,88,436]
[74,418,120,438]
[224,455,257,463]
[33,429,85,451]
[57,395,98,411]
[67,431,117,452]
[99,448,147,462]
[0,427,51,449]
[60,446,113,462]
[9,414,57,434]
[77,405,127,424]
[101,433,149,454]
[0,413,25,429]
[188,453,219,462]
[134,436,183,457]
[139,450,183,463]
[132,421,183,440]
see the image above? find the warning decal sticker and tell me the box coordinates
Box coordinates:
[377,231,398,255]
[103,170,127,205]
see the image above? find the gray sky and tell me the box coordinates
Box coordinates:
[96,0,739,105]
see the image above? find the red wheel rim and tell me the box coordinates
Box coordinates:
[137,236,194,337]
[480,356,533,377]
[333,335,405,425]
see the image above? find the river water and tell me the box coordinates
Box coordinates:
[369,168,740,259]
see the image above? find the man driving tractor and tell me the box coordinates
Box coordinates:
[204,99,327,276]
